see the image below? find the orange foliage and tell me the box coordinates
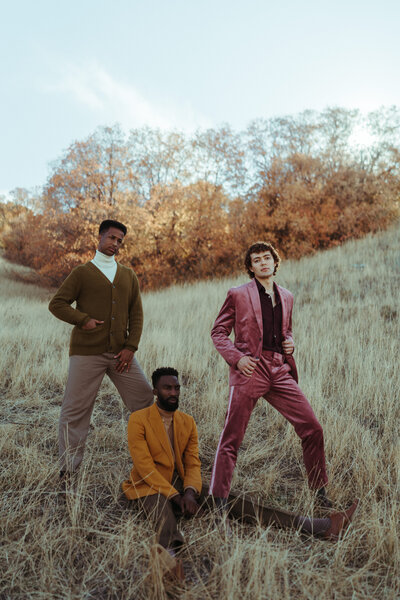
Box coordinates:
[2,108,399,289]
[243,154,398,259]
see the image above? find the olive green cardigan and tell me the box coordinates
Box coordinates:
[49,262,144,356]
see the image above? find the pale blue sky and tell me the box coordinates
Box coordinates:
[1,0,399,194]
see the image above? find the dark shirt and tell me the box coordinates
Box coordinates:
[255,278,283,353]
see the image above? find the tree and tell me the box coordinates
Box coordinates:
[43,125,134,211]
[127,128,191,203]
[190,125,247,195]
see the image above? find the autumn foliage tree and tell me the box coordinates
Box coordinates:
[2,107,399,289]
[134,181,233,287]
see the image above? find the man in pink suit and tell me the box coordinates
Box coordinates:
[209,241,330,507]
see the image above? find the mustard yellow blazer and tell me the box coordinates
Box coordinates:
[122,403,202,500]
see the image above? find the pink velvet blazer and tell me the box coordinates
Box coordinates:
[211,278,298,386]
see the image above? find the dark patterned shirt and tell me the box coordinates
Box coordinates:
[255,278,283,353]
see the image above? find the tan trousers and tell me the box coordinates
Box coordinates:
[59,353,153,471]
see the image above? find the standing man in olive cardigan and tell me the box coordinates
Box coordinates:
[49,219,153,477]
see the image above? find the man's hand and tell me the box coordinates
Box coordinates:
[170,493,185,513]
[182,489,200,516]
[282,339,295,355]
[114,348,134,373]
[237,355,258,377]
[82,318,104,330]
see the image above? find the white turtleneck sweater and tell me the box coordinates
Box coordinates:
[91,250,117,283]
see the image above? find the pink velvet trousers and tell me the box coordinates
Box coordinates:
[209,351,328,498]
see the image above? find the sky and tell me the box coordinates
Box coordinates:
[1,0,399,195]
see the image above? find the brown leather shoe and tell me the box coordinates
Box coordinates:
[323,500,359,540]
[169,558,185,583]
[316,487,333,509]
[150,544,185,583]
[59,470,77,495]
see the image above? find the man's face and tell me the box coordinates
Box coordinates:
[98,227,125,256]
[154,375,180,412]
[250,251,276,279]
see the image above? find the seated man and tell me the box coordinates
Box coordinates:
[122,367,358,578]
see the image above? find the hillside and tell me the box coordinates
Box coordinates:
[1,225,399,599]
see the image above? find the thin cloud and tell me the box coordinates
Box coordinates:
[44,60,210,131]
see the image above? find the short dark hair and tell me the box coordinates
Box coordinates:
[244,241,281,278]
[99,220,127,236]
[152,367,179,387]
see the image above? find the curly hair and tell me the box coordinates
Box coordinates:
[244,241,281,278]
[151,367,179,387]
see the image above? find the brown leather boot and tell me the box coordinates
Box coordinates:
[170,559,185,583]
[316,487,333,509]
[150,544,185,583]
[59,470,77,495]
[323,500,359,540]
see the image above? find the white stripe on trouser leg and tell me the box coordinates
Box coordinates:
[209,386,235,495]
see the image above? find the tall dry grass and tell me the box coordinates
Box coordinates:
[1,226,399,599]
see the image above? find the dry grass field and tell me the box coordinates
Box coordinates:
[1,226,399,599]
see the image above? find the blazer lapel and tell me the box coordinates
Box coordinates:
[248,279,263,333]
[173,411,185,478]
[275,284,288,335]
[147,404,174,463]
